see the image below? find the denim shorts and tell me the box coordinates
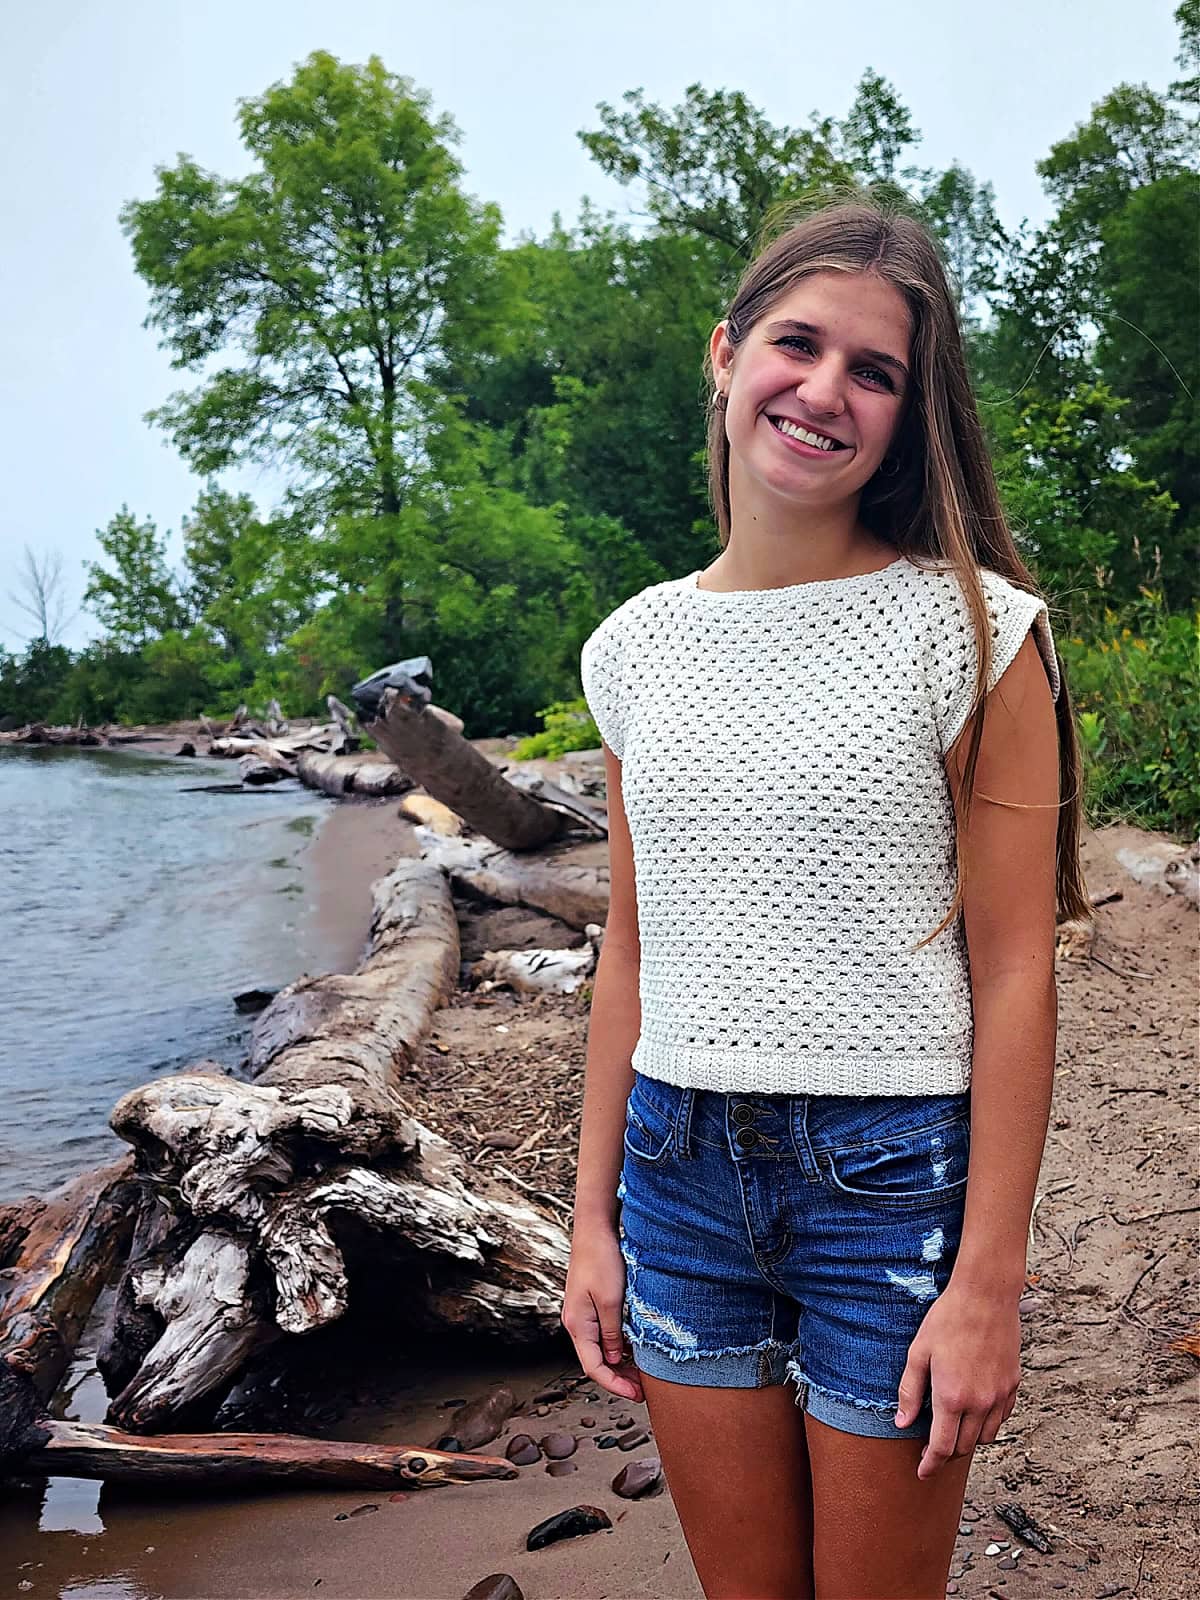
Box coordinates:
[616,1070,972,1440]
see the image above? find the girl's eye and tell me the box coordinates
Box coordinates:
[772,335,895,392]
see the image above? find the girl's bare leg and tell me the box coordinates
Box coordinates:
[640,1368,816,1600]
[804,1413,973,1598]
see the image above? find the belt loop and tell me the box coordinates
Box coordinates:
[676,1086,696,1158]
[794,1095,821,1182]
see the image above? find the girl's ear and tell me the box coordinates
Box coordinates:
[709,318,732,380]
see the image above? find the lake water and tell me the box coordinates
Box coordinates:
[0,745,345,1200]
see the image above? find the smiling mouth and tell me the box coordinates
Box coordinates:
[766,414,851,451]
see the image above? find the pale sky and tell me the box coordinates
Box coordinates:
[0,0,1185,648]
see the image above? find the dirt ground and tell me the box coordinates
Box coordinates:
[2,750,1196,1599]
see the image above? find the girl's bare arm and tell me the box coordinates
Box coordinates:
[948,630,1061,1297]
[572,740,642,1231]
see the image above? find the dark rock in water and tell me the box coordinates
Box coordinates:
[463,1576,524,1600]
[612,1458,663,1499]
[539,1431,577,1460]
[431,1384,516,1451]
[234,987,278,1014]
[618,1429,651,1451]
[526,1505,612,1551]
[505,1433,541,1466]
[176,741,196,757]
[545,1459,578,1477]
[595,1435,619,1449]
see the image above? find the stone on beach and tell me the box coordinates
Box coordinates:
[612,1458,663,1499]
[526,1505,612,1551]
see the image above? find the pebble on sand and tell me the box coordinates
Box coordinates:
[463,1575,524,1600]
[526,1505,613,1551]
[505,1434,541,1466]
[539,1431,577,1460]
[612,1459,664,1499]
[545,1460,578,1477]
[617,1428,652,1451]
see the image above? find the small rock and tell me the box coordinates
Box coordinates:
[946,1585,959,1596]
[612,1458,663,1499]
[579,1415,597,1428]
[618,1428,652,1451]
[526,1505,612,1551]
[540,1431,577,1459]
[587,1393,600,1403]
[1096,1588,1126,1599]
[505,1434,541,1466]
[545,1460,578,1477]
[334,1503,379,1520]
[535,1404,550,1417]
[532,1387,567,1403]
[961,1507,982,1521]
[614,1413,635,1430]
[959,1524,973,1536]
[463,1576,524,1600]
[1050,1583,1068,1591]
[985,1542,1008,1556]
[595,1434,620,1449]
[435,1435,463,1453]
[997,1557,1017,1570]
[480,1131,524,1149]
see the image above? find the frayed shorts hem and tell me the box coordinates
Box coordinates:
[626,1334,933,1441]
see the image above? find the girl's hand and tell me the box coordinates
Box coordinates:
[894,1281,1021,1479]
[560,1225,644,1402]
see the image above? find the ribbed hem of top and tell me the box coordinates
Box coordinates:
[631,1037,972,1097]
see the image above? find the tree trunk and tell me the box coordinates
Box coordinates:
[295,748,411,798]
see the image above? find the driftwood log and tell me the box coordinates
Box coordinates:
[364,687,572,850]
[0,1163,517,1492]
[295,747,412,798]
[102,857,572,1431]
[416,831,610,931]
[0,1158,138,1406]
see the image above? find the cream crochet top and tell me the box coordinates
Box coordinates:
[580,553,1062,1097]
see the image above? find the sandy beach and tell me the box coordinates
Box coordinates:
[2,762,1197,1599]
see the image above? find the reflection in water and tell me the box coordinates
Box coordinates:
[0,745,337,1199]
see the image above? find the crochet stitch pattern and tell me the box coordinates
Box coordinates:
[579,554,1062,1097]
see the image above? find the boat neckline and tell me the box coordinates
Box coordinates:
[681,553,910,600]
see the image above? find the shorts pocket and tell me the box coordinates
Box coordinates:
[622,1077,676,1163]
[824,1114,969,1211]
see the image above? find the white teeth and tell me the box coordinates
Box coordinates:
[771,416,842,451]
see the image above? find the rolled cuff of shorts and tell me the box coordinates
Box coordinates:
[790,1366,933,1440]
[629,1336,794,1388]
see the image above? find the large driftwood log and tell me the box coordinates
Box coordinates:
[365,686,571,850]
[105,858,571,1429]
[295,748,411,798]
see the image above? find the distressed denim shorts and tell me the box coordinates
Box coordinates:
[616,1070,972,1440]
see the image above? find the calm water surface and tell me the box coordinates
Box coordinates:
[0,745,343,1200]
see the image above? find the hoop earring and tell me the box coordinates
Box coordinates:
[878,454,900,477]
[710,389,728,410]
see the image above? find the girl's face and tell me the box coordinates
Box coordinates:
[710,269,913,515]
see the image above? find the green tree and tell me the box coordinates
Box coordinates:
[122,50,513,526]
[83,508,185,647]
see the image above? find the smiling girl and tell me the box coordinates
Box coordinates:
[563,192,1092,1598]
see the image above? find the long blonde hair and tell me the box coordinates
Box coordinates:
[702,187,1093,944]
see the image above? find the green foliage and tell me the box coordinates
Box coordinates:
[510,698,598,760]
[82,508,186,647]
[1061,594,1200,836]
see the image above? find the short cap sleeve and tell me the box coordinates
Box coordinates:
[580,610,628,758]
[931,567,1062,756]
